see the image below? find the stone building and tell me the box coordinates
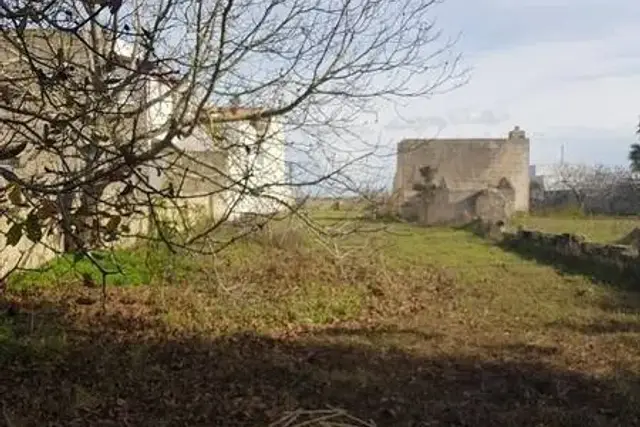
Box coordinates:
[393,126,530,225]
[158,107,292,221]
[0,29,291,274]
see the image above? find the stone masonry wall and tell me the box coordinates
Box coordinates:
[500,228,640,284]
[393,127,530,214]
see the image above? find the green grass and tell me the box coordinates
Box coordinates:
[2,214,640,426]
[11,248,167,288]
[8,242,208,289]
[513,214,639,243]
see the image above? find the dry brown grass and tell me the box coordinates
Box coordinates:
[1,216,640,426]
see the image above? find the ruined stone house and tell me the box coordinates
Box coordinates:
[393,126,530,225]
[0,29,291,273]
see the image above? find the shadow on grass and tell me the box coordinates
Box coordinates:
[456,220,640,291]
[495,237,640,291]
[546,319,640,336]
[1,298,638,426]
[480,342,562,357]
[492,234,640,316]
[313,324,444,341]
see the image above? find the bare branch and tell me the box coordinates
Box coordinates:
[0,0,463,275]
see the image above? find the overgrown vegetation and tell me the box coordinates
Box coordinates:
[1,215,640,426]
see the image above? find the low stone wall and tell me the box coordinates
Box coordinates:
[500,228,640,284]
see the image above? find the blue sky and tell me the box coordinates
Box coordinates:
[374,0,640,168]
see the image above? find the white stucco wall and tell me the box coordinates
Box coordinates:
[223,118,291,219]
[141,100,292,221]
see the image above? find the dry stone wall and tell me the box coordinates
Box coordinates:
[500,228,640,284]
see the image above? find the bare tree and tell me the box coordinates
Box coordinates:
[551,163,633,213]
[0,0,464,274]
[552,164,596,210]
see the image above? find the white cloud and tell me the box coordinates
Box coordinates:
[374,3,640,167]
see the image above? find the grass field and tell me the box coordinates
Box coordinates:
[1,214,640,426]
[513,214,639,243]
